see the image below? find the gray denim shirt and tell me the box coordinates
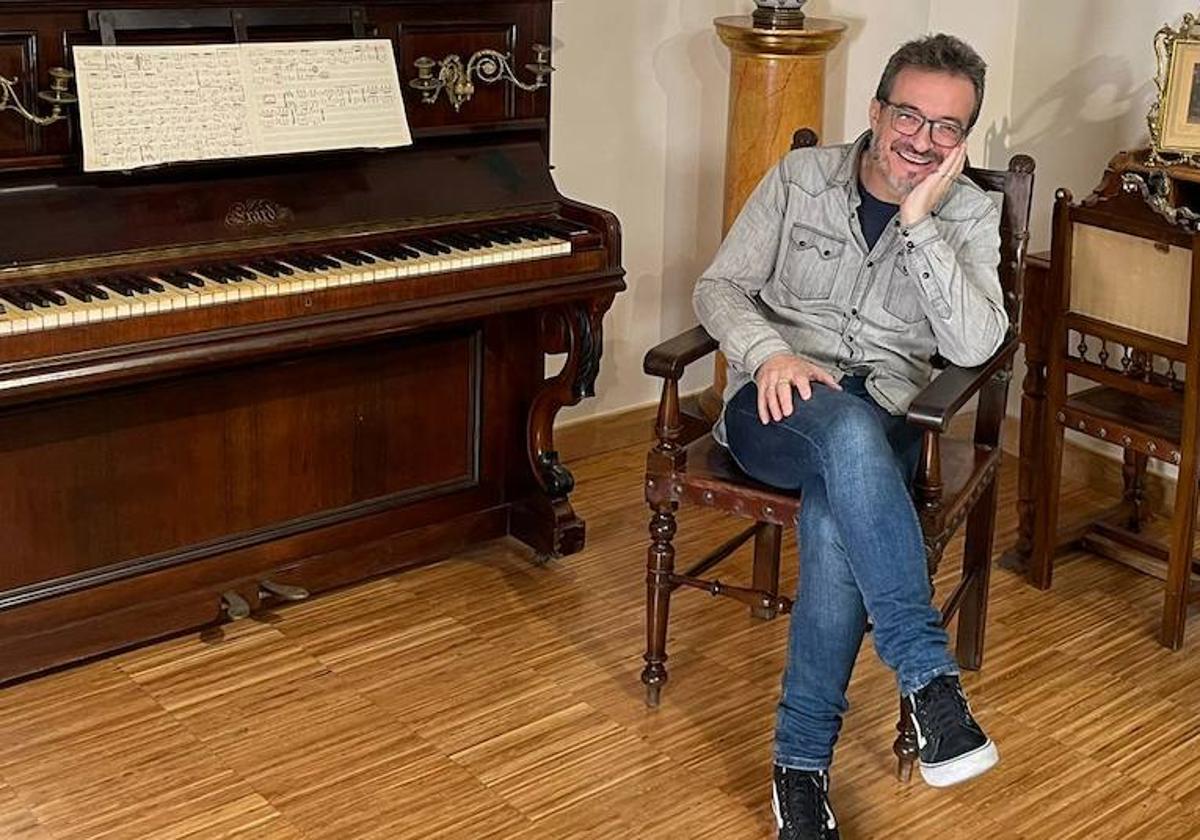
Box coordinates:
[694,131,1007,443]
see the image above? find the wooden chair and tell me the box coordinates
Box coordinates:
[1030,175,1200,649]
[640,131,1034,781]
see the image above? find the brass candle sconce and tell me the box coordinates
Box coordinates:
[0,66,76,127]
[409,45,553,112]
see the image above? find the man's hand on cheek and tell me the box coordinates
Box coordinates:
[899,142,966,226]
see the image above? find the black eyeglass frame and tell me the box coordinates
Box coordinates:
[878,99,967,148]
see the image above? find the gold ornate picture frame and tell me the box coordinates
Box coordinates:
[1150,12,1200,166]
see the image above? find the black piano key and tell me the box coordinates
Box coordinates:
[510,224,546,242]
[334,250,366,266]
[377,243,410,260]
[125,276,158,293]
[390,242,422,259]
[266,259,294,276]
[250,261,284,278]
[199,268,231,284]
[100,279,134,297]
[444,232,475,250]
[349,250,377,264]
[412,237,451,255]
[215,263,252,281]
[152,277,187,294]
[443,233,476,251]
[0,290,32,311]
[23,289,53,308]
[59,285,92,303]
[41,288,70,306]
[79,282,110,300]
[489,228,519,245]
[283,255,315,271]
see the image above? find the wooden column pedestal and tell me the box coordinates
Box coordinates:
[701,16,846,420]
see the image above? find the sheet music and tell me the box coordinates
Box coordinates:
[73,40,412,172]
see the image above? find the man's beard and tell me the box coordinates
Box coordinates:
[867,131,944,197]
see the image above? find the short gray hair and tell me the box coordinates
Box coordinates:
[875,34,986,130]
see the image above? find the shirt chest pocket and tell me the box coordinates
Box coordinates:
[782,223,846,301]
[882,264,927,325]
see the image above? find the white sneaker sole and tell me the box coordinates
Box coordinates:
[919,740,999,787]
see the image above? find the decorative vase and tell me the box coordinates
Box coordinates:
[752,0,807,29]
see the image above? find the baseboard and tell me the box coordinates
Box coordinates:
[555,401,660,463]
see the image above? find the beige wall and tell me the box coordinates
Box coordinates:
[549,0,1193,429]
[549,0,748,422]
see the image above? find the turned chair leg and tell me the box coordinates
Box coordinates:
[751,523,783,620]
[956,479,999,670]
[893,696,918,782]
[1161,455,1197,650]
[642,502,677,707]
[1122,449,1150,532]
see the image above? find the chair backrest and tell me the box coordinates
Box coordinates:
[1049,176,1199,397]
[963,160,1035,327]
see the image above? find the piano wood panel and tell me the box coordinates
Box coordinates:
[0,327,479,591]
[0,31,37,156]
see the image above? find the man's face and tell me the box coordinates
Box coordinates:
[866,67,976,198]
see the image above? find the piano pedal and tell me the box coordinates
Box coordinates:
[220,590,252,621]
[259,579,310,602]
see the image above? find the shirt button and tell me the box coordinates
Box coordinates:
[851,307,858,315]
[907,242,915,250]
[866,260,874,268]
[922,271,930,279]
[847,335,854,342]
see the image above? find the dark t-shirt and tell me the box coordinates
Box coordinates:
[857,179,899,251]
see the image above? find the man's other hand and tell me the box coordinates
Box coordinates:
[754,353,842,424]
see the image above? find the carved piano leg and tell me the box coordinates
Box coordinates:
[510,295,614,559]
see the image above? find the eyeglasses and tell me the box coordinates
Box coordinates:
[879,100,966,148]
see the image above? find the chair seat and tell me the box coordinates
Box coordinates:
[1061,385,1183,463]
[673,433,1000,535]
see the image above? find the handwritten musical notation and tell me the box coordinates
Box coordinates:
[73,40,412,172]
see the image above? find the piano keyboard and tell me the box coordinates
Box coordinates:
[0,221,576,336]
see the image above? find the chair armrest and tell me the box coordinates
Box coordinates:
[906,332,1020,433]
[644,325,718,380]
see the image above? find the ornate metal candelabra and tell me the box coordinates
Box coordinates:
[0,66,76,127]
[409,45,553,112]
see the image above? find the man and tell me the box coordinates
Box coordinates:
[693,34,1006,840]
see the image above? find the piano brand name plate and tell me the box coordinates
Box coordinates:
[73,39,413,172]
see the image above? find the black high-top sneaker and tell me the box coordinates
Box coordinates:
[904,674,999,787]
[771,765,840,840]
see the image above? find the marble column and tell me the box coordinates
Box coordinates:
[701,14,846,421]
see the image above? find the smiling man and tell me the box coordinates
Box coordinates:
[693,35,1005,840]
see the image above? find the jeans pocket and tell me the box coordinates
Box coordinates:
[783,223,845,301]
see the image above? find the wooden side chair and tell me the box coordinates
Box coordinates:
[640,130,1034,781]
[1030,176,1200,649]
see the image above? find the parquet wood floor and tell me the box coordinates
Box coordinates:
[0,442,1197,839]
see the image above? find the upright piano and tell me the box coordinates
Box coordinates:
[0,0,624,683]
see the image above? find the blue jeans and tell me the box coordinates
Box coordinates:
[724,377,958,771]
